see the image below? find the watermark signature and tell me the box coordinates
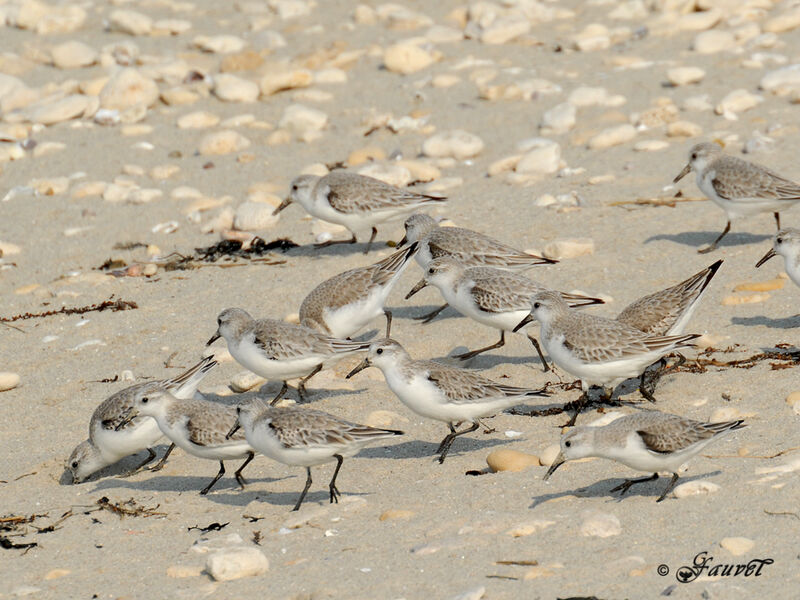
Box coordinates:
[658,551,774,583]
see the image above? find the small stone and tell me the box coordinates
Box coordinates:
[451,586,486,600]
[588,124,636,150]
[109,10,153,36]
[128,188,163,204]
[506,520,554,537]
[278,104,328,136]
[230,371,266,393]
[259,68,313,96]
[177,111,220,129]
[29,95,90,125]
[153,19,192,35]
[396,160,440,182]
[721,293,770,305]
[573,23,610,52]
[383,42,436,75]
[379,509,415,521]
[488,155,521,177]
[580,510,621,538]
[677,9,721,32]
[761,64,800,97]
[568,86,609,107]
[0,241,22,256]
[364,410,405,428]
[44,569,70,580]
[710,406,747,422]
[487,449,539,473]
[715,89,763,117]
[0,372,20,392]
[220,50,264,72]
[515,139,561,175]
[99,69,159,110]
[315,68,347,84]
[422,130,484,160]
[194,35,246,54]
[166,565,203,578]
[786,392,800,415]
[763,7,800,33]
[51,41,97,69]
[481,18,530,45]
[150,165,180,180]
[542,239,594,260]
[161,87,200,106]
[667,67,705,87]
[198,130,251,155]
[523,565,560,580]
[540,103,576,134]
[30,177,70,196]
[213,74,259,103]
[347,146,387,166]
[432,74,460,88]
[356,162,411,187]
[634,140,669,152]
[540,446,563,468]
[666,121,703,138]
[692,30,735,54]
[720,537,754,557]
[733,279,784,292]
[234,202,279,231]
[205,548,269,582]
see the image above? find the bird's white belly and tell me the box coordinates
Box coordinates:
[93,417,163,461]
[698,174,794,219]
[231,340,322,381]
[248,427,338,467]
[157,419,251,460]
[544,334,658,388]
[323,288,387,339]
[383,370,457,423]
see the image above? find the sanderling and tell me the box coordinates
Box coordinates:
[514,291,699,415]
[208,308,371,404]
[617,260,722,397]
[116,387,255,495]
[67,356,217,484]
[273,171,446,253]
[346,338,548,462]
[406,256,603,365]
[544,410,745,502]
[673,142,800,253]
[228,398,403,511]
[756,228,800,287]
[399,213,556,322]
[299,242,418,339]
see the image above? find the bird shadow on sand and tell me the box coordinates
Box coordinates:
[88,470,288,505]
[645,230,771,250]
[731,315,800,329]
[389,304,460,323]
[528,470,722,509]
[214,487,372,510]
[283,240,397,259]
[358,436,509,461]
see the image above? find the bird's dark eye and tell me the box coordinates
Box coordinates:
[777,238,783,244]
[428,268,434,274]
[217,318,222,326]
[533,302,541,309]
[691,153,697,160]
[141,397,149,404]
[292,185,298,191]
[236,406,241,414]
[565,441,571,448]
[376,348,383,355]
[71,461,78,468]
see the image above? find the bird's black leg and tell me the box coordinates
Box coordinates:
[293,468,313,511]
[454,331,506,361]
[328,455,344,503]
[234,452,255,489]
[437,422,480,463]
[200,461,226,495]
[699,221,731,254]
[610,472,659,496]
[656,473,681,502]
[271,381,289,406]
[297,364,323,401]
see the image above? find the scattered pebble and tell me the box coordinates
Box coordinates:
[721,293,770,305]
[383,42,437,75]
[234,201,280,231]
[422,130,484,160]
[0,372,20,392]
[487,449,539,473]
[542,238,595,260]
[673,480,720,499]
[230,371,266,393]
[205,548,269,582]
[198,130,251,155]
[538,444,561,467]
[587,124,636,150]
[580,510,621,538]
[667,67,705,87]
[379,510,415,521]
[720,537,754,557]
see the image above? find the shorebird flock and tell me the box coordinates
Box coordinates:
[68,140,800,510]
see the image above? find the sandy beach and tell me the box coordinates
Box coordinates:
[2,0,800,598]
